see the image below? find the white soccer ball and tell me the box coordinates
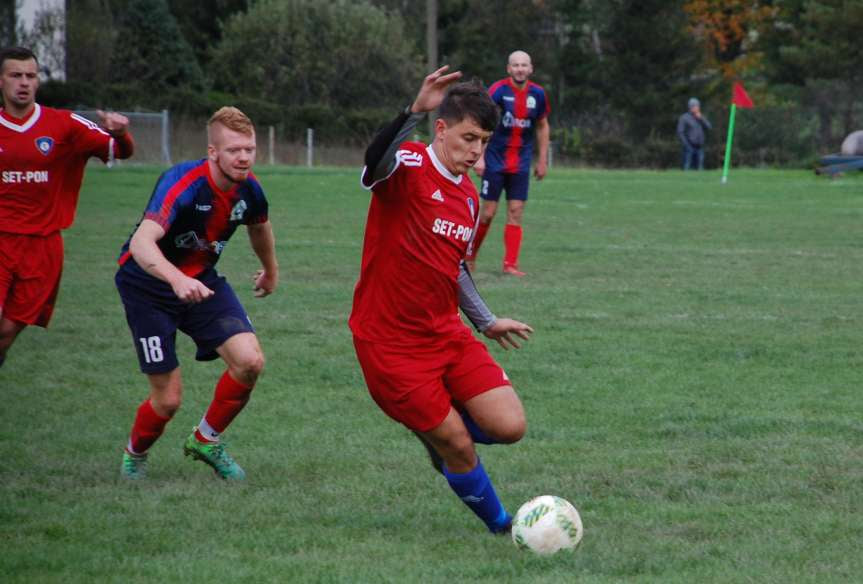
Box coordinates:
[511,495,583,555]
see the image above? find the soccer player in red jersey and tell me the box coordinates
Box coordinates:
[469,51,550,276]
[0,46,134,367]
[116,107,278,480]
[350,67,533,533]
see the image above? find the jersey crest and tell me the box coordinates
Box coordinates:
[35,136,54,156]
[230,199,248,221]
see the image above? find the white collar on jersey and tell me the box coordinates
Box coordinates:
[426,144,463,185]
[0,103,42,133]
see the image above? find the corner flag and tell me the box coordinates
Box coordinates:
[722,82,755,183]
[732,82,754,109]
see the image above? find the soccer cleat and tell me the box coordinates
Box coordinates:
[412,431,443,474]
[502,264,526,277]
[121,450,148,480]
[183,429,246,480]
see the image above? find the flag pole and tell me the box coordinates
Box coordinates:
[721,103,737,184]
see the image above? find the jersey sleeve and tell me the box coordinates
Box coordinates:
[244,175,269,225]
[537,87,550,119]
[363,142,425,205]
[142,170,194,231]
[65,112,115,162]
[361,111,425,190]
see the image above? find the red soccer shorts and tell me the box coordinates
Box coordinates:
[0,232,63,327]
[352,331,511,432]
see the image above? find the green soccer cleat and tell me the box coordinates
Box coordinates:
[183,429,246,480]
[121,450,148,480]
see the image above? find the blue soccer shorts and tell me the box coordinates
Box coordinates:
[115,268,255,374]
[480,170,530,202]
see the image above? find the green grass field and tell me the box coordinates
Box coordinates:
[2,165,862,583]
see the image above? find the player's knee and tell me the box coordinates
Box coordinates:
[232,352,265,385]
[152,395,181,418]
[495,416,527,444]
[488,409,526,444]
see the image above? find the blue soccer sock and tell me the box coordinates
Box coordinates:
[460,410,497,445]
[443,459,510,533]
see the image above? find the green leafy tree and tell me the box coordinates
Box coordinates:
[1,0,16,46]
[168,0,249,69]
[66,0,115,85]
[760,0,863,146]
[602,0,704,141]
[110,0,205,92]
[210,0,422,114]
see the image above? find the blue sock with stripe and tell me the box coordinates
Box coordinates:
[460,411,497,445]
[443,459,510,532]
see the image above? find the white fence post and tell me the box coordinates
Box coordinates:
[306,128,314,167]
[161,109,171,165]
[268,125,275,165]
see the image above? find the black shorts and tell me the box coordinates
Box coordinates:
[115,268,255,374]
[480,170,530,202]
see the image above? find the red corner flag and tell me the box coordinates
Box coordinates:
[732,82,754,108]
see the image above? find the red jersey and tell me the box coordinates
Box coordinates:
[350,141,480,345]
[0,104,122,236]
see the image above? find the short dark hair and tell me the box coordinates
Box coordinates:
[438,80,499,132]
[0,46,38,71]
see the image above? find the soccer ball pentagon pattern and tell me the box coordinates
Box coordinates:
[511,495,583,555]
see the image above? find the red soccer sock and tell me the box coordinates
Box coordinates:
[467,221,491,262]
[503,224,523,267]
[196,370,253,442]
[128,399,171,455]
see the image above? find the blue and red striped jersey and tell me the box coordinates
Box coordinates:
[118,158,268,278]
[483,78,550,175]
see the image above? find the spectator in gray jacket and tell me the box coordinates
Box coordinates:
[677,98,712,170]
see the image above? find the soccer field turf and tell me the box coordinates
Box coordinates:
[2,166,861,583]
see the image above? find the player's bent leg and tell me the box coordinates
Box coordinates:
[421,409,512,534]
[463,385,526,444]
[420,407,477,473]
[181,333,262,480]
[122,368,183,480]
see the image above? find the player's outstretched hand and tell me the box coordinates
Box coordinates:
[252,269,277,298]
[97,110,130,137]
[483,318,533,350]
[172,275,214,304]
[411,66,463,114]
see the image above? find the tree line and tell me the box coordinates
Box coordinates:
[5,0,861,168]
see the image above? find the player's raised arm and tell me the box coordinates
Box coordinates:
[246,220,278,298]
[362,66,463,188]
[410,66,463,114]
[129,219,214,303]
